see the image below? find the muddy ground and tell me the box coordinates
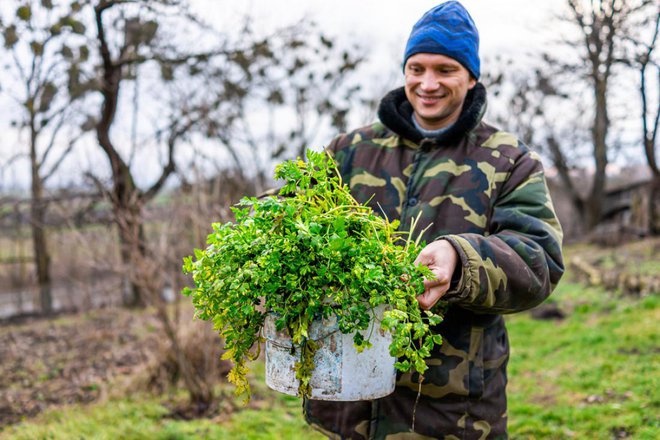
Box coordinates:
[0,308,162,426]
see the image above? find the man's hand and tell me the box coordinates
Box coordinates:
[414,239,458,310]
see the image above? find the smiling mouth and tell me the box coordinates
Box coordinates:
[418,95,446,104]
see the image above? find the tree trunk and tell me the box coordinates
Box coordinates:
[587,76,610,229]
[94,14,148,307]
[650,175,660,236]
[114,193,148,308]
[643,128,659,236]
[29,123,52,315]
[30,193,52,315]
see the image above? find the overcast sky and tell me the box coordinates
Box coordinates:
[190,0,570,73]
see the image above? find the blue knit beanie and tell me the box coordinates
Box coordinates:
[403,1,480,79]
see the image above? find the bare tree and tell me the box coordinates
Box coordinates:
[628,9,660,232]
[489,1,659,233]
[88,0,221,307]
[635,13,660,175]
[563,0,620,226]
[0,1,91,314]
[485,63,592,234]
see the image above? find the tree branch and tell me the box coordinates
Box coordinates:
[39,109,69,166]
[142,121,187,203]
[41,131,85,184]
[84,171,112,200]
[95,2,116,76]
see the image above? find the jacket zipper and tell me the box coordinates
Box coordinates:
[400,141,429,229]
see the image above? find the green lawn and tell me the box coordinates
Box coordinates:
[1,378,324,440]
[0,397,324,440]
[2,276,658,439]
[507,284,659,439]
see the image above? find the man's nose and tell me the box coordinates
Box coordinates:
[419,72,439,91]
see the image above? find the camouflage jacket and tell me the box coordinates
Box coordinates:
[305,84,565,439]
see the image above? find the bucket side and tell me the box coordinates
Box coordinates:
[264,313,343,396]
[313,305,396,401]
[264,305,396,400]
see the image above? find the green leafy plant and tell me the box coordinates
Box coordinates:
[182,150,444,401]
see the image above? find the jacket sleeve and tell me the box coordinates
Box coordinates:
[442,151,565,314]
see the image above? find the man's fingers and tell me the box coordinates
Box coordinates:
[417,285,447,310]
[413,253,430,266]
[423,272,450,289]
[415,239,457,309]
[423,277,442,289]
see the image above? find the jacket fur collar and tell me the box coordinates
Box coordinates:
[377,83,487,146]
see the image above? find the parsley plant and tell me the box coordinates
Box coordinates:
[183,151,444,401]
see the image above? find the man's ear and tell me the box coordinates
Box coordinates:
[468,76,477,89]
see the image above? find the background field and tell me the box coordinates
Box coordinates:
[1,240,658,439]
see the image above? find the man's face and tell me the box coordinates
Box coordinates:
[404,53,477,131]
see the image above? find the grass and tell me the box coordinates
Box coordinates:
[506,284,659,439]
[0,396,322,440]
[1,241,658,439]
[1,361,325,440]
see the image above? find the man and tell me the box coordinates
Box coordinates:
[304,1,564,439]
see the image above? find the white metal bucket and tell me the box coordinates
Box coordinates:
[264,304,396,401]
